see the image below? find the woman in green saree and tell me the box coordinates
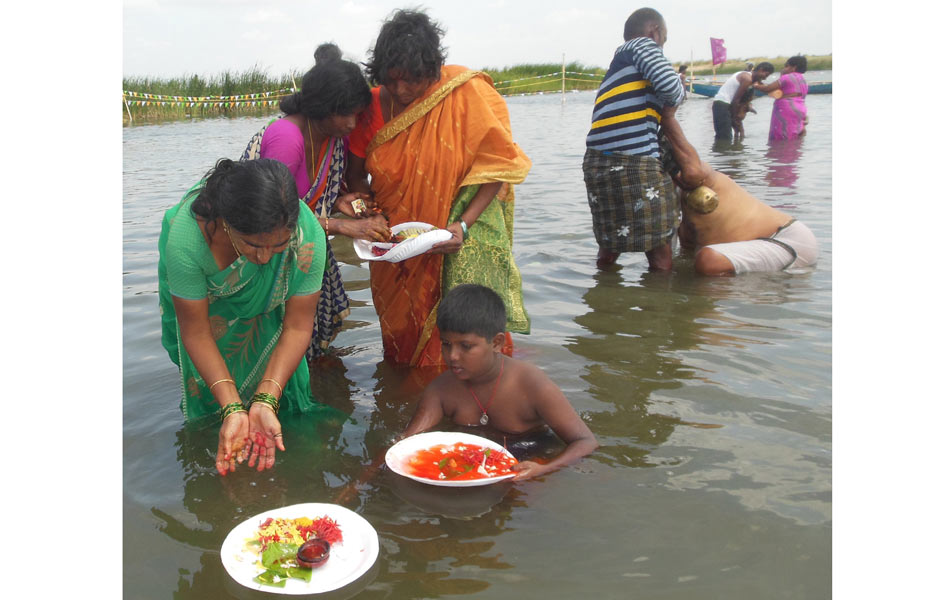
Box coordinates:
[158,158,328,476]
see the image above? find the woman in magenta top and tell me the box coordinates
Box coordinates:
[241,44,391,358]
[756,55,809,140]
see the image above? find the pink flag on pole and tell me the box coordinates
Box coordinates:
[710,37,727,65]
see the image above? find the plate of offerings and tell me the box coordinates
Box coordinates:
[353,221,452,262]
[220,502,379,594]
[385,431,519,487]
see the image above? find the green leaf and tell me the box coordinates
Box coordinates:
[444,464,475,479]
[253,570,288,587]
[286,566,314,582]
[261,542,299,569]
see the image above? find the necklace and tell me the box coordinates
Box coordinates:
[468,357,504,426]
[222,221,242,259]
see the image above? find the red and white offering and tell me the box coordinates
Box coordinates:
[386,431,519,487]
[220,503,379,595]
[353,221,452,263]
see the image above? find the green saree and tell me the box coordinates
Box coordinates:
[158,185,328,424]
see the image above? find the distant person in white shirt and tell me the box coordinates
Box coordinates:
[712,62,774,140]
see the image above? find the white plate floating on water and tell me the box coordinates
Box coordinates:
[385,431,518,487]
[220,502,379,595]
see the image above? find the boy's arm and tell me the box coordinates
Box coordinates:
[512,369,598,480]
[334,382,446,506]
[402,384,448,438]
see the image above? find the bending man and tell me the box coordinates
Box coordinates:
[660,106,819,275]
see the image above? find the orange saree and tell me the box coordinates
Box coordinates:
[365,65,532,366]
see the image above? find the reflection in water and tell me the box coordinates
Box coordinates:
[366,487,526,597]
[566,269,722,468]
[710,137,752,178]
[765,137,804,188]
[124,93,832,599]
[152,407,355,596]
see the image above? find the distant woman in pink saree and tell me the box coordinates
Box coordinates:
[756,55,809,140]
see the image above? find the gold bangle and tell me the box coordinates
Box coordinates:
[209,378,235,392]
[324,216,330,233]
[253,402,278,415]
[262,378,283,397]
[252,392,280,414]
[220,401,247,422]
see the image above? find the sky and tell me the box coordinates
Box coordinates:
[123,0,832,79]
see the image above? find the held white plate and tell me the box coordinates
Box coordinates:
[385,431,518,487]
[220,502,379,595]
[353,221,452,263]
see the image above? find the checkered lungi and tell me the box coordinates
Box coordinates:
[582,148,679,253]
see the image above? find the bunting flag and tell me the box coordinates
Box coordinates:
[710,38,727,65]
[121,87,296,103]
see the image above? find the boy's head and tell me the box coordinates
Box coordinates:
[437,284,507,340]
[437,285,507,379]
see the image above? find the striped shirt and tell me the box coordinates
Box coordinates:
[586,37,684,157]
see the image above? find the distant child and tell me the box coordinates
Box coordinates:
[402,284,599,480]
[732,87,757,140]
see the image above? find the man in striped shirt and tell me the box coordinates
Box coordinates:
[582,8,685,270]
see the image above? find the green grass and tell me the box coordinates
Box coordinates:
[122,55,830,124]
[122,66,301,125]
[481,62,605,96]
[678,54,832,76]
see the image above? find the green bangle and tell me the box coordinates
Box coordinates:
[220,401,247,422]
[458,220,469,239]
[252,392,280,414]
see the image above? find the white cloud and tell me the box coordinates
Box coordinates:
[241,8,289,24]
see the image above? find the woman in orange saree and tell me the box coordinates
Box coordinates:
[348,9,531,367]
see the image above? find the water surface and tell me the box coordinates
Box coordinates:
[123,88,831,599]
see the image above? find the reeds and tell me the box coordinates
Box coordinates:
[122,65,301,125]
[483,62,605,96]
[123,55,830,124]
[680,54,832,76]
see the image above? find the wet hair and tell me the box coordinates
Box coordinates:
[786,55,807,73]
[437,284,507,341]
[364,8,446,85]
[623,7,664,41]
[755,61,775,75]
[279,43,371,119]
[190,158,300,238]
[678,64,688,74]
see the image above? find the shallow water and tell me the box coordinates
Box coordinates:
[123,88,831,599]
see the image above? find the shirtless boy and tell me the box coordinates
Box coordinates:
[402,284,598,480]
[660,106,819,275]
